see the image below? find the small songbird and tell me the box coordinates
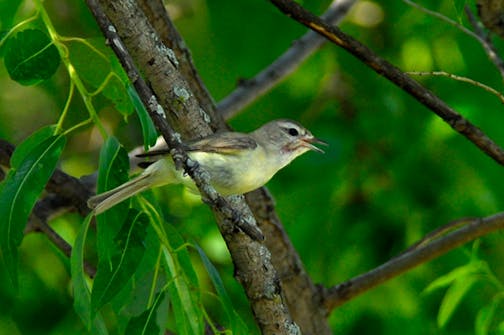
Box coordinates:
[87,119,327,214]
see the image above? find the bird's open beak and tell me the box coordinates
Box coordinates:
[302,136,328,153]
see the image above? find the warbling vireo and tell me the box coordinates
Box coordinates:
[87,119,326,214]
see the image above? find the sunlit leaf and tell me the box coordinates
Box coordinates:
[71,214,108,335]
[68,39,133,115]
[0,127,65,288]
[4,29,60,85]
[475,302,496,335]
[424,261,483,294]
[91,209,149,316]
[437,276,478,328]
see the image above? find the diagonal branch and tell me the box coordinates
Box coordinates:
[322,212,504,310]
[85,1,300,333]
[124,3,333,332]
[218,0,357,119]
[270,0,504,167]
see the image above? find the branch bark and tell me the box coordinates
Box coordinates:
[270,0,504,167]
[322,213,504,310]
[85,1,302,333]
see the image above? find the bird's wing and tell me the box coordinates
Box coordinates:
[135,132,257,158]
[187,132,257,154]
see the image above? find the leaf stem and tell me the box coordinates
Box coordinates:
[36,0,108,138]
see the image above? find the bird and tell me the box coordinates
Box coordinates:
[87,119,327,215]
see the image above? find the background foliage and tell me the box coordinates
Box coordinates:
[0,0,503,334]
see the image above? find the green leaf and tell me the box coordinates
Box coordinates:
[162,246,203,335]
[124,292,168,335]
[424,261,483,294]
[475,302,497,335]
[127,84,158,150]
[0,128,65,288]
[4,29,60,85]
[67,39,133,115]
[91,209,149,316]
[196,244,248,332]
[437,276,478,328]
[0,0,23,30]
[96,136,130,263]
[71,214,109,335]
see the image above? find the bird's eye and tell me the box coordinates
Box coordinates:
[287,128,299,136]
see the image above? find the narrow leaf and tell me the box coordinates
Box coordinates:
[424,261,482,294]
[197,245,248,332]
[438,276,478,328]
[0,129,65,288]
[96,136,130,263]
[124,292,168,335]
[4,29,60,85]
[70,214,108,335]
[162,247,203,335]
[91,209,149,316]
[127,84,158,150]
[475,300,499,335]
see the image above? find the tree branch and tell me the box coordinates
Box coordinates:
[137,0,221,129]
[322,212,504,310]
[217,0,356,119]
[121,3,333,332]
[464,5,504,80]
[85,1,301,333]
[269,0,504,167]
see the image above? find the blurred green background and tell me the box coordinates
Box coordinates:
[1,0,504,334]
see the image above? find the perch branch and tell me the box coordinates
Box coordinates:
[85,1,301,333]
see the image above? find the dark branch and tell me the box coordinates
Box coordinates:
[269,0,504,167]
[322,213,504,310]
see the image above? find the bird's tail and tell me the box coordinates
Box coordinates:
[87,159,176,215]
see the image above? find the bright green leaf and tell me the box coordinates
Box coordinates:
[127,84,158,150]
[162,246,203,335]
[71,214,109,335]
[475,302,497,335]
[68,39,133,115]
[10,125,55,168]
[438,276,478,328]
[96,136,130,263]
[0,129,65,288]
[91,209,149,316]
[424,261,483,294]
[4,29,60,85]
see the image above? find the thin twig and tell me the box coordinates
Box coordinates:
[465,5,504,80]
[322,213,504,310]
[217,0,356,119]
[269,0,504,167]
[408,71,504,104]
[403,0,504,80]
[403,0,482,41]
